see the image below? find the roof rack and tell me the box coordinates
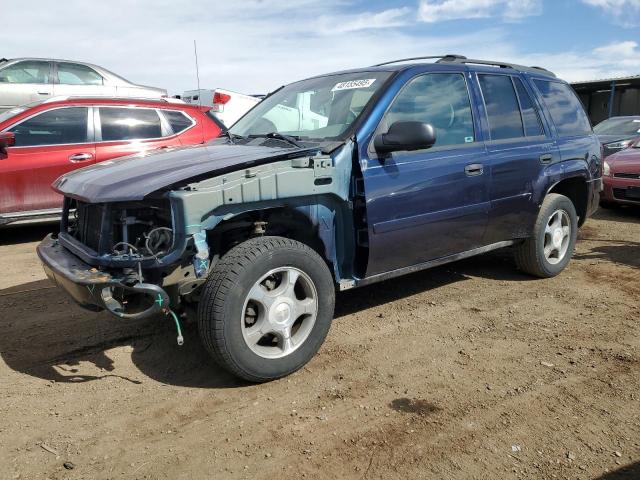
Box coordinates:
[373,54,467,67]
[436,56,556,77]
[41,95,184,104]
[372,54,556,77]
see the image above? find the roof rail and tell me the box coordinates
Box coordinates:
[436,56,556,77]
[372,54,467,67]
[371,54,556,77]
[42,95,183,104]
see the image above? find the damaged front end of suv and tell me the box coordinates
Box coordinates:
[39,141,352,318]
[37,69,393,381]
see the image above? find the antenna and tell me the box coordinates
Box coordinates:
[193,39,206,142]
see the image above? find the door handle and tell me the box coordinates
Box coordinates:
[69,153,93,163]
[540,154,553,164]
[37,91,50,95]
[464,163,484,176]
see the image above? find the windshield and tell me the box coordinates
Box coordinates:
[594,117,640,136]
[230,71,392,141]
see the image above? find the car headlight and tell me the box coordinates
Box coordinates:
[603,161,611,176]
[605,140,633,150]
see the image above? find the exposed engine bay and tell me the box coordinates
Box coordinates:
[68,199,174,261]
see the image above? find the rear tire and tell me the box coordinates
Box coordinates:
[514,193,578,278]
[197,236,335,382]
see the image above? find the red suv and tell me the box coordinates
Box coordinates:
[0,97,224,225]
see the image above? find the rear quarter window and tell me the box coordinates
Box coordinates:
[162,110,194,134]
[533,79,591,137]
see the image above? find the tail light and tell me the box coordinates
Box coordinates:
[212,92,231,113]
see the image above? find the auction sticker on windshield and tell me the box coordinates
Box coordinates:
[331,79,376,91]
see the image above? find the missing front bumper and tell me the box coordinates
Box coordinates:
[37,234,170,320]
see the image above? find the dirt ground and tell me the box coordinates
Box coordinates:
[0,208,638,480]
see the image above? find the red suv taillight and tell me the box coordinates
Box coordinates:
[211,92,231,113]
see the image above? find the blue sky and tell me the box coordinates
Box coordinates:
[2,0,639,95]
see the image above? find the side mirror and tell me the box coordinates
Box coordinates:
[374,121,436,154]
[0,131,15,155]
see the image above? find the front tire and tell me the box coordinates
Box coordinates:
[197,236,335,382]
[514,193,578,278]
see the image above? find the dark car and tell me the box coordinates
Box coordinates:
[601,138,640,207]
[593,115,640,158]
[37,55,602,382]
[0,97,224,225]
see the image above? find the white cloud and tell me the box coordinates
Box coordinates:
[0,0,511,95]
[315,7,411,34]
[418,0,542,22]
[581,0,640,26]
[0,0,637,97]
[506,41,640,82]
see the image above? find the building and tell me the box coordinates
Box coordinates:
[571,75,640,126]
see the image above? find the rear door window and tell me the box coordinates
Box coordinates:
[162,110,194,134]
[57,62,103,86]
[0,61,51,84]
[99,107,162,141]
[478,74,524,141]
[8,107,89,146]
[513,77,544,137]
[533,79,591,137]
[384,73,475,147]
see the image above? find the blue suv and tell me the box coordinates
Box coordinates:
[38,55,602,382]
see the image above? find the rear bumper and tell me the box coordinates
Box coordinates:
[37,234,170,320]
[601,175,640,205]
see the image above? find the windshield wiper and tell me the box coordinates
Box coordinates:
[220,131,245,144]
[248,132,303,148]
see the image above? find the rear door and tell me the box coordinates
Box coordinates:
[477,73,560,244]
[94,106,180,162]
[361,72,490,276]
[0,106,95,213]
[53,62,115,97]
[0,60,54,109]
[532,79,601,179]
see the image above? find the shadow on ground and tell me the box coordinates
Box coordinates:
[0,221,58,246]
[0,246,533,389]
[593,205,640,224]
[574,240,640,268]
[595,461,640,479]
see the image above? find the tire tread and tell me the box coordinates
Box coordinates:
[198,236,331,382]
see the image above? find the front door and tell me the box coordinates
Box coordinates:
[0,60,53,110]
[361,72,490,276]
[0,106,95,213]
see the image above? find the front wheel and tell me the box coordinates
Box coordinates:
[197,236,335,382]
[514,193,578,278]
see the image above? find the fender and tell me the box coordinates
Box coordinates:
[168,142,356,282]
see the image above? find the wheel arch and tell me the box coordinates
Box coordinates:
[202,195,355,284]
[545,174,589,227]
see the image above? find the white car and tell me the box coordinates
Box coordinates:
[0,58,167,112]
[182,88,261,127]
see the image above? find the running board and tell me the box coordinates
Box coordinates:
[355,240,516,287]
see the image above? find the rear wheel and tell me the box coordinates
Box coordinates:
[197,236,335,382]
[514,193,578,278]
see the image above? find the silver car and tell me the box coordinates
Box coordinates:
[0,58,167,112]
